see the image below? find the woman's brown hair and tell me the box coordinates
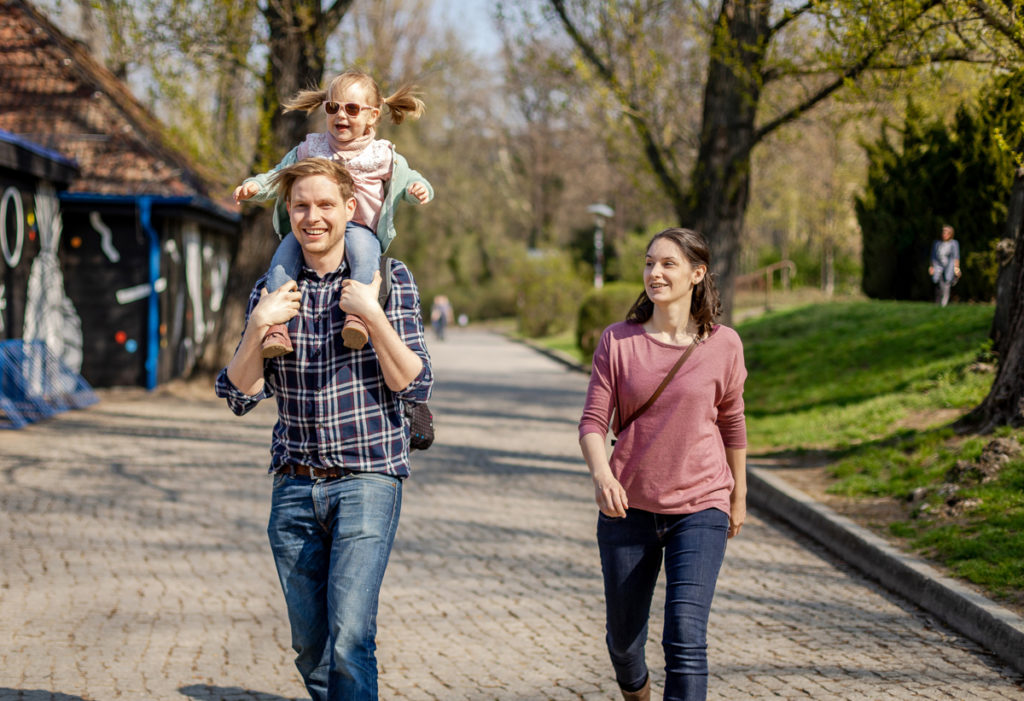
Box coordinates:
[281,70,425,125]
[625,228,722,339]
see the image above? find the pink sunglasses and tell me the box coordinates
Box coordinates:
[324,101,375,117]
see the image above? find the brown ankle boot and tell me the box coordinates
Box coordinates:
[620,676,650,701]
[261,324,293,358]
[341,315,369,349]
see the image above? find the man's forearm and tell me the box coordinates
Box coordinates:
[365,308,423,392]
[225,324,268,396]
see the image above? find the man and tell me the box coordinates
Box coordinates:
[215,157,432,700]
[928,224,961,307]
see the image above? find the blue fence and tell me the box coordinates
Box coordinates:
[0,340,98,429]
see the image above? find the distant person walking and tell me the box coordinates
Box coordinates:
[430,294,453,340]
[578,228,747,701]
[928,224,961,307]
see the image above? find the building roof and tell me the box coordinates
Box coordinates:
[0,0,229,204]
[0,128,79,184]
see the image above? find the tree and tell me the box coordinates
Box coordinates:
[541,0,974,318]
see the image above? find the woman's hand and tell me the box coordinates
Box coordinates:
[594,475,628,518]
[728,490,746,538]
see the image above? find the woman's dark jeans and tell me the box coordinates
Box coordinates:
[597,507,729,701]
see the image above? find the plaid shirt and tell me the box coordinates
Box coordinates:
[215,259,432,478]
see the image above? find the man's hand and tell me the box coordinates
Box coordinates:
[407,182,430,203]
[233,181,259,204]
[251,281,301,331]
[340,271,384,321]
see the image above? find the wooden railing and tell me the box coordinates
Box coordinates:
[735,260,796,312]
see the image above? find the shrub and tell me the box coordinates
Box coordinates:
[576,281,643,364]
[515,250,587,338]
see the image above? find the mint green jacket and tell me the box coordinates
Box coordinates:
[243,140,433,253]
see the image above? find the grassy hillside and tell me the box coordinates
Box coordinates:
[738,300,1023,606]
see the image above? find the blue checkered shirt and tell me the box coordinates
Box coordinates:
[215,259,432,478]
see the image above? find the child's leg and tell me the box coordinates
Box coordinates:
[340,223,382,350]
[262,233,303,358]
[267,233,303,291]
[344,223,382,284]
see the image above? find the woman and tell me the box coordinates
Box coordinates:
[578,228,747,701]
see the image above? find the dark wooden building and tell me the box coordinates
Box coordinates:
[0,0,240,388]
[0,130,79,344]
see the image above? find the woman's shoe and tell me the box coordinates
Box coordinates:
[342,316,369,349]
[261,324,293,358]
[620,676,650,701]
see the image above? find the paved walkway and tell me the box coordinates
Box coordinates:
[1,328,1022,700]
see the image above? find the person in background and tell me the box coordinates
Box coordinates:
[430,294,454,340]
[928,224,961,307]
[578,228,747,701]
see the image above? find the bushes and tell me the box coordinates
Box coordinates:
[576,282,642,364]
[515,250,587,338]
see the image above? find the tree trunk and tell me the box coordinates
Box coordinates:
[959,166,1024,431]
[689,0,770,322]
[990,165,1024,359]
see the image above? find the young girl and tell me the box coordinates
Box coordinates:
[234,70,434,355]
[578,228,747,701]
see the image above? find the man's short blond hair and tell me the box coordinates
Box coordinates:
[270,157,356,202]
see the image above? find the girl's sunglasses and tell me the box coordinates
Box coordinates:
[324,101,375,117]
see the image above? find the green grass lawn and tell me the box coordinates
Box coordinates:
[736,299,1024,609]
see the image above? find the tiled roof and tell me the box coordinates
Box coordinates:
[0,0,223,199]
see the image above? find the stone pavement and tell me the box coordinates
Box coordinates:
[1,328,1022,700]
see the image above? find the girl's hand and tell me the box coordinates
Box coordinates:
[234,182,259,203]
[594,475,628,518]
[407,182,430,203]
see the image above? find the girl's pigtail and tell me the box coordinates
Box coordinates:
[282,88,330,114]
[382,84,425,124]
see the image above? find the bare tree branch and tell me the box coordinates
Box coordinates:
[548,0,688,213]
[755,0,946,144]
[768,1,815,37]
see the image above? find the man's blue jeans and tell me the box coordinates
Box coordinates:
[268,471,402,701]
[597,507,729,701]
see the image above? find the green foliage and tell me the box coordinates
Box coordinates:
[575,282,642,364]
[856,72,1024,302]
[514,250,588,338]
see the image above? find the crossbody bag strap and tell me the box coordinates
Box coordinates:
[617,341,699,435]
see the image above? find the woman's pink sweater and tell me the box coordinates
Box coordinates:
[578,322,747,516]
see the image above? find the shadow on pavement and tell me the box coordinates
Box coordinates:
[0,691,89,700]
[178,685,303,701]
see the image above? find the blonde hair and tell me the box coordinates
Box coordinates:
[281,70,425,126]
[270,157,355,203]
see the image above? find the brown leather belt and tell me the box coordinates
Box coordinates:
[277,465,354,480]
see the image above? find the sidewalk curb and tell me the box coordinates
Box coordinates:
[749,466,1024,677]
[510,336,589,374]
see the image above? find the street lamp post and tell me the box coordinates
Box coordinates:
[587,203,614,289]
